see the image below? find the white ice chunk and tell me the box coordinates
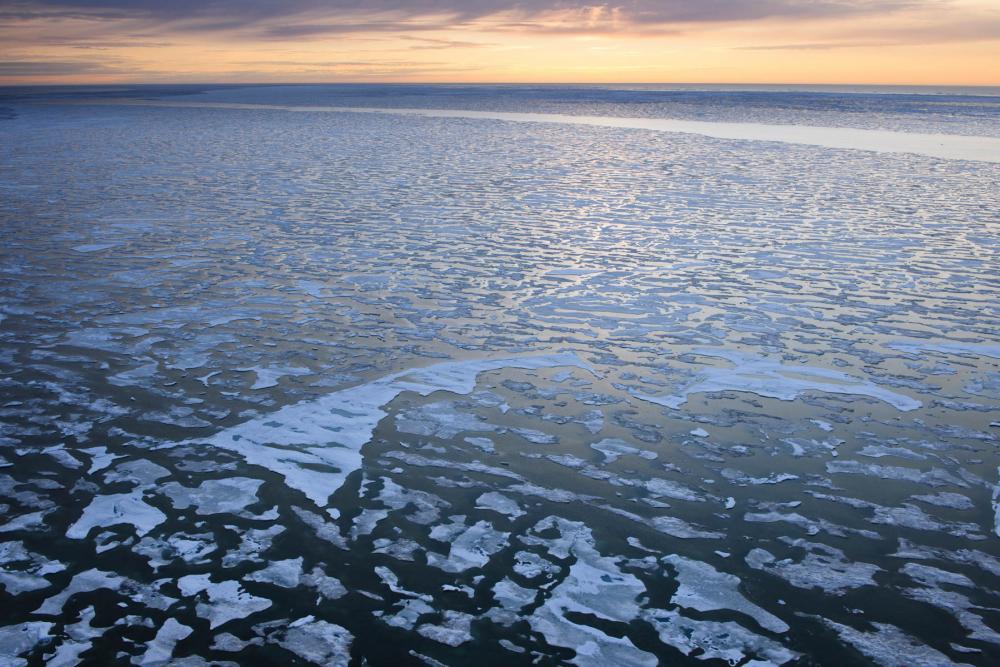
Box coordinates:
[745,540,881,595]
[527,516,656,667]
[427,518,509,572]
[161,477,263,516]
[822,619,972,667]
[664,555,789,633]
[271,617,352,666]
[416,611,474,647]
[889,339,1000,360]
[246,558,304,588]
[186,352,591,507]
[993,466,1000,538]
[177,575,272,629]
[475,492,525,519]
[135,618,192,665]
[72,243,117,253]
[119,101,1000,163]
[0,541,65,595]
[67,491,166,539]
[634,349,920,412]
[642,608,799,665]
[590,439,657,464]
[0,622,54,667]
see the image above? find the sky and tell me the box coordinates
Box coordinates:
[0,0,998,85]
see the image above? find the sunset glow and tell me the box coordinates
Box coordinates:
[1,0,998,85]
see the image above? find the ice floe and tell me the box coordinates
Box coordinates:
[187,352,590,506]
[745,539,881,595]
[135,618,192,665]
[427,517,509,572]
[161,477,263,516]
[269,616,352,666]
[66,491,166,539]
[177,575,272,629]
[525,517,657,666]
[633,349,921,412]
[663,554,789,634]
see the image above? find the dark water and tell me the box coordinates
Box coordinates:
[0,84,998,666]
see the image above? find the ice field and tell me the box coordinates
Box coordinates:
[0,84,999,665]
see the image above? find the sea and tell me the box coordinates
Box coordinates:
[0,83,999,665]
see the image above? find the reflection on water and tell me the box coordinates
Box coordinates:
[0,85,998,665]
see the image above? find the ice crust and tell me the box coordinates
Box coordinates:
[108,100,1000,163]
[634,349,920,412]
[664,554,789,634]
[67,491,166,540]
[191,352,591,506]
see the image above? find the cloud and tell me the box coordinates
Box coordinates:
[0,59,120,75]
[0,0,926,38]
[398,35,493,49]
[735,16,1000,50]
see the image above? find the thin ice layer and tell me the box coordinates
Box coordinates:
[634,349,920,412]
[188,353,591,506]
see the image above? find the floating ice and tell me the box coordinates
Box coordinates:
[463,436,495,453]
[526,517,657,667]
[0,541,65,595]
[0,510,52,534]
[642,609,799,665]
[994,466,1000,538]
[889,339,1000,360]
[238,365,312,390]
[81,446,123,474]
[396,400,497,439]
[826,460,967,488]
[177,575,271,629]
[633,349,920,412]
[590,438,657,464]
[36,568,175,615]
[115,100,1000,163]
[383,599,434,630]
[912,492,974,510]
[652,515,724,539]
[745,539,881,595]
[302,567,348,600]
[901,563,1000,645]
[221,525,287,566]
[45,606,101,667]
[475,492,525,519]
[492,577,536,611]
[663,555,789,633]
[161,477,263,516]
[72,243,117,253]
[416,611,475,647]
[0,622,53,667]
[427,517,509,573]
[271,617,352,666]
[132,532,217,570]
[821,619,972,667]
[104,459,170,487]
[246,558,304,588]
[135,618,192,665]
[187,352,591,506]
[66,491,166,539]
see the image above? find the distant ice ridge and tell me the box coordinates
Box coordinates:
[633,348,921,412]
[186,352,592,507]
[888,339,1000,360]
[106,100,1000,163]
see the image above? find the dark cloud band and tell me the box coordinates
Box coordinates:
[0,0,920,35]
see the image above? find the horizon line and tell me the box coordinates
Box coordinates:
[3,81,1000,89]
